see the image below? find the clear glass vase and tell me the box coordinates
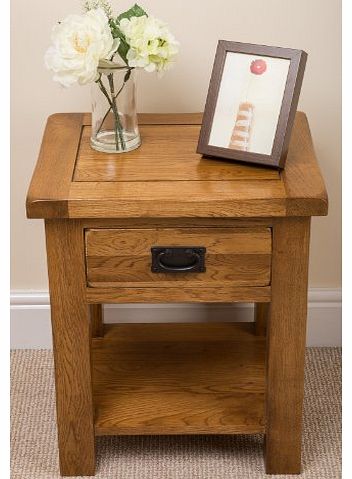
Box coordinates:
[91,66,141,153]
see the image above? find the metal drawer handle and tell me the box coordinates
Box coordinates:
[158,249,200,272]
[151,247,206,273]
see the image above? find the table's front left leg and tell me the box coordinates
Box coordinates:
[45,219,95,476]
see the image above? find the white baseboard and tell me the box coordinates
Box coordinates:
[10,289,341,349]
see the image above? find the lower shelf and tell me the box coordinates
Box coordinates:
[92,322,266,436]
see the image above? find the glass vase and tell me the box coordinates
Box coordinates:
[91,66,141,153]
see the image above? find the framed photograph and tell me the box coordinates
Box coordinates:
[197,41,307,168]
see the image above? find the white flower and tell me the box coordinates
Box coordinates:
[45,8,119,87]
[119,15,179,73]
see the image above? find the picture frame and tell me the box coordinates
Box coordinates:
[197,40,307,169]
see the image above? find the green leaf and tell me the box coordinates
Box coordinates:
[108,19,130,64]
[117,39,130,65]
[117,4,147,22]
[109,18,121,39]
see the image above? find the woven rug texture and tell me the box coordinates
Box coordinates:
[11,348,341,479]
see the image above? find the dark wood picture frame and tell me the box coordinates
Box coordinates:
[197,41,307,169]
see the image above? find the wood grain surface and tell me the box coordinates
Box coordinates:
[264,217,311,474]
[68,180,286,218]
[26,113,83,218]
[28,110,325,477]
[85,227,272,288]
[283,113,328,215]
[74,125,280,182]
[45,219,95,476]
[86,286,271,304]
[81,217,275,229]
[26,112,328,219]
[90,304,104,338]
[92,322,266,435]
[254,303,269,336]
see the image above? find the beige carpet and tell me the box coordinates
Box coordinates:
[11,348,341,479]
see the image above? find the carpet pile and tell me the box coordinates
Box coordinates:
[11,348,341,478]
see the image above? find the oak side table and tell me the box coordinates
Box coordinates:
[26,112,328,476]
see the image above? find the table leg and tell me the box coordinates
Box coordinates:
[90,304,104,338]
[45,219,95,476]
[265,217,310,474]
[254,303,269,336]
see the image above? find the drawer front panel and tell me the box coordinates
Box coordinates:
[85,227,272,288]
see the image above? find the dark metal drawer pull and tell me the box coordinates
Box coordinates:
[151,247,206,273]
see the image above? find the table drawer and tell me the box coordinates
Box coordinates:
[85,227,272,288]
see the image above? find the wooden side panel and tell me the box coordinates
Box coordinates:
[85,227,272,287]
[265,217,310,474]
[45,219,95,476]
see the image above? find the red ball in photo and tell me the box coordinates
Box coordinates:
[250,59,267,75]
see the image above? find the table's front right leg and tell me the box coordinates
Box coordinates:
[265,217,310,474]
[45,219,95,476]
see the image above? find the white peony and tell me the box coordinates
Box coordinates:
[119,15,179,73]
[45,8,119,87]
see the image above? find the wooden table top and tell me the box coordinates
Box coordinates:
[26,112,328,219]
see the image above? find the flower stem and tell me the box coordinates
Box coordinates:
[96,74,125,151]
[107,73,126,150]
[96,80,127,136]
[97,76,112,108]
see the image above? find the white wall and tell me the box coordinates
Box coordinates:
[10,290,342,348]
[11,0,341,345]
